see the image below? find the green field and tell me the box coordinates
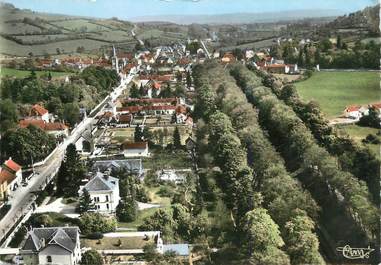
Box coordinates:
[336,124,380,156]
[295,71,379,118]
[0,67,71,78]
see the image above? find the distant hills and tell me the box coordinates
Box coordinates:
[130,9,344,24]
[326,4,380,34]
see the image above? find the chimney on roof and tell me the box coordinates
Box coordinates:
[40,238,46,248]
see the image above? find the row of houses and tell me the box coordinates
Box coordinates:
[344,102,381,119]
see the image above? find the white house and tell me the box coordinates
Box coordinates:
[344,105,362,119]
[121,142,149,158]
[29,104,50,122]
[20,227,81,265]
[79,172,120,213]
[245,50,255,60]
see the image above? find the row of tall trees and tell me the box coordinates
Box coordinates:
[230,65,378,242]
[193,61,324,264]
[263,77,380,205]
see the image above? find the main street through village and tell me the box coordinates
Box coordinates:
[0,72,135,245]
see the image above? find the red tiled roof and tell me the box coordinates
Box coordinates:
[122,141,148,150]
[345,105,361,112]
[19,119,45,129]
[31,104,48,116]
[4,158,21,172]
[371,103,381,109]
[0,169,15,185]
[139,74,173,82]
[176,105,187,114]
[178,58,191,65]
[19,120,67,131]
[118,114,132,123]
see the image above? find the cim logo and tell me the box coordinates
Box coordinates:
[336,245,374,260]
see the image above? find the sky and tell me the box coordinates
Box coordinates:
[3,0,377,19]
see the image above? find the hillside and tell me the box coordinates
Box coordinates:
[325,4,380,35]
[0,3,137,56]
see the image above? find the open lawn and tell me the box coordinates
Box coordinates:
[295,71,379,118]
[336,124,380,156]
[82,236,154,250]
[0,67,71,78]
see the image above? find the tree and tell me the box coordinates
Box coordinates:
[320,38,332,52]
[139,83,146,97]
[357,107,380,128]
[78,189,95,213]
[186,71,192,88]
[160,83,172,98]
[0,126,56,165]
[173,127,182,149]
[174,83,185,98]
[130,83,139,98]
[284,210,325,265]
[63,103,80,126]
[0,99,18,133]
[336,35,342,49]
[79,212,117,235]
[81,249,103,265]
[116,197,138,222]
[56,144,85,197]
[138,209,175,241]
[242,208,289,264]
[134,125,143,142]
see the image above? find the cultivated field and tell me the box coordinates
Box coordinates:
[295,71,379,118]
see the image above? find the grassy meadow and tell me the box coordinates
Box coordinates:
[336,124,380,156]
[295,71,379,118]
[0,67,70,78]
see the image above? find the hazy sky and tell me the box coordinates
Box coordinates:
[4,0,378,19]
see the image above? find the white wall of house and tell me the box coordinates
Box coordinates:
[123,148,149,158]
[345,110,361,119]
[90,190,119,213]
[38,253,73,265]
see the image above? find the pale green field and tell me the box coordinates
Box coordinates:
[336,124,380,156]
[295,71,379,118]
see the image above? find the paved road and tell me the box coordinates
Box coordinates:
[0,73,134,244]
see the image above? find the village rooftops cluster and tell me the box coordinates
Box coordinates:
[19,104,69,138]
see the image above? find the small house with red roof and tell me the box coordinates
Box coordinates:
[0,158,22,200]
[221,53,236,64]
[29,104,50,122]
[344,105,362,119]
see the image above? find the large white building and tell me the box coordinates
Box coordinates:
[78,172,120,213]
